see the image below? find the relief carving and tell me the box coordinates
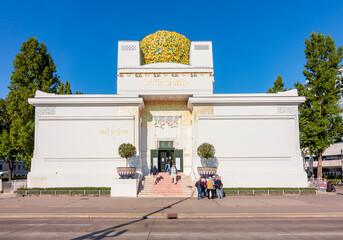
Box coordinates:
[153,116,180,129]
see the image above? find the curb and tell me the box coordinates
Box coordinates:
[1,212,343,219]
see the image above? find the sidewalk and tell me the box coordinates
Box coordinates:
[1,193,343,219]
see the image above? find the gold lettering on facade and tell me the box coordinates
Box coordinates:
[99,129,128,136]
[144,79,188,86]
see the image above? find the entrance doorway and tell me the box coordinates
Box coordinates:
[158,150,174,172]
[150,141,183,172]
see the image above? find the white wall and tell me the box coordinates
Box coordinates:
[27,92,143,188]
[194,104,307,188]
[117,71,214,95]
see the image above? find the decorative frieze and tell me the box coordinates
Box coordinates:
[153,116,180,129]
[277,106,298,115]
[36,107,56,116]
[277,105,300,153]
[193,106,214,122]
[118,106,139,126]
[117,72,213,77]
[121,45,136,51]
[141,101,192,127]
[194,45,209,50]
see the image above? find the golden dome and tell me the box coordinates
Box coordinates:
[140,30,191,65]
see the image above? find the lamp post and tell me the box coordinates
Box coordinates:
[341,149,343,178]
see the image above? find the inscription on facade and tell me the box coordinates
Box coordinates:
[98,129,128,136]
[144,79,188,86]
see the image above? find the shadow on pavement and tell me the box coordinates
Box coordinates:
[72,197,190,239]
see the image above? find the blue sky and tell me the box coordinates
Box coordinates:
[1,0,343,98]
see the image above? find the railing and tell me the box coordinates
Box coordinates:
[223,189,316,195]
[11,180,27,193]
[17,189,111,196]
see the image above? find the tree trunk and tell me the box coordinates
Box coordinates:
[317,153,323,180]
[4,161,12,181]
[126,158,128,168]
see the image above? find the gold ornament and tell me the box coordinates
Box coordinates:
[140,31,191,65]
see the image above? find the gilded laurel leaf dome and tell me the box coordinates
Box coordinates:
[140,31,191,65]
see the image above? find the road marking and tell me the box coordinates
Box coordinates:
[1,212,343,218]
[277,232,343,236]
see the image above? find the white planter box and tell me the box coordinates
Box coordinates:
[110,179,138,197]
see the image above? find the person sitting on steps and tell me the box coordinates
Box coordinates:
[150,165,159,185]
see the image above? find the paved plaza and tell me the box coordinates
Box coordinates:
[0,190,343,218]
[1,189,343,239]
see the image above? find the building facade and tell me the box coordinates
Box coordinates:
[305,142,343,178]
[27,31,308,189]
[0,159,28,178]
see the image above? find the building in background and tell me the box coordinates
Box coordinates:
[0,159,28,178]
[305,142,343,178]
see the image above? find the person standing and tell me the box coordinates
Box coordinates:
[206,176,215,199]
[150,165,159,185]
[165,156,171,173]
[215,176,223,199]
[195,178,204,200]
[170,165,178,184]
[202,177,207,198]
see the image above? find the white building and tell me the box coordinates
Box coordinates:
[27,31,308,190]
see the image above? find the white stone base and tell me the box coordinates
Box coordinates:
[110,179,139,197]
[218,171,308,188]
[27,172,116,188]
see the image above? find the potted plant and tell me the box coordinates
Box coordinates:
[117,143,137,179]
[197,142,217,178]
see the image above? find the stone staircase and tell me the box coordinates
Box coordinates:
[138,172,195,197]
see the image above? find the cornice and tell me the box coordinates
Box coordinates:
[28,92,144,108]
[188,94,305,109]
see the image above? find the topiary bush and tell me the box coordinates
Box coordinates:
[118,143,136,167]
[197,143,215,167]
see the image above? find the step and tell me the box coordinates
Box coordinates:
[138,172,195,197]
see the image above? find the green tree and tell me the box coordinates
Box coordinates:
[118,143,136,167]
[6,37,81,168]
[57,81,83,94]
[197,143,215,167]
[0,98,10,132]
[57,81,72,94]
[295,32,343,179]
[0,126,23,180]
[267,74,289,93]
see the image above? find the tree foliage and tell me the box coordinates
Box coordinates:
[267,74,289,93]
[197,143,215,167]
[295,32,343,179]
[3,37,81,169]
[0,126,22,180]
[0,98,10,132]
[118,143,136,167]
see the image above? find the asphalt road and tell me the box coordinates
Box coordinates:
[0,217,342,239]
